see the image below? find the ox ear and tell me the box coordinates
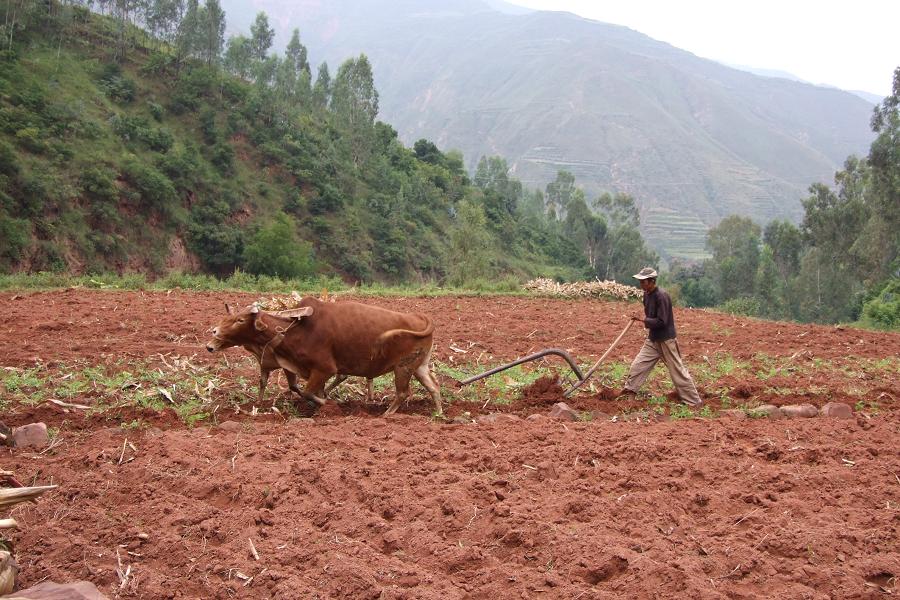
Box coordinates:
[251,307,269,331]
[279,306,314,319]
[225,303,233,315]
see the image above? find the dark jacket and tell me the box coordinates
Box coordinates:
[643,287,676,342]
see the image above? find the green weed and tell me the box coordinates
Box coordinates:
[669,404,695,420]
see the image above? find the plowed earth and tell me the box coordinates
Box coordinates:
[1,290,899,599]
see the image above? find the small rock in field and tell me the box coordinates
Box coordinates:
[476,413,521,424]
[216,420,242,432]
[526,414,545,421]
[750,404,783,419]
[12,423,49,448]
[780,404,819,418]
[719,409,747,420]
[6,580,109,600]
[536,461,559,481]
[549,402,578,421]
[820,402,853,419]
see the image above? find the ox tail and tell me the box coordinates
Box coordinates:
[371,315,435,359]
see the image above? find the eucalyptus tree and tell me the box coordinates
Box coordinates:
[223,34,252,79]
[248,11,273,61]
[197,0,224,67]
[311,62,331,110]
[330,54,379,165]
[175,0,199,64]
[544,170,576,220]
[705,215,761,300]
[593,192,656,282]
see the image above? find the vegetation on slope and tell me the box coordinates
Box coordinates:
[0,1,658,285]
[666,70,899,328]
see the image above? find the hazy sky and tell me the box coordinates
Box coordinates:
[505,0,898,97]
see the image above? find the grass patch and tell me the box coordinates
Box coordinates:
[669,404,695,420]
[0,357,237,426]
[0,271,551,297]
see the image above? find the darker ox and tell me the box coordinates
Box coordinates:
[205,297,442,415]
[217,303,371,407]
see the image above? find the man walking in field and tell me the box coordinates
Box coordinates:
[619,267,703,407]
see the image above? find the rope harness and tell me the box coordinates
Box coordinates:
[258,317,299,363]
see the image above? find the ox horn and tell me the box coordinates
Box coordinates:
[225,302,233,315]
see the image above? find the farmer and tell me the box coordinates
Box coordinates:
[619,267,703,407]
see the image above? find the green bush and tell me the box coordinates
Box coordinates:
[242,212,317,279]
[168,68,217,115]
[210,142,234,173]
[309,184,344,214]
[0,140,18,176]
[31,240,66,272]
[20,172,52,216]
[147,101,164,122]
[140,52,175,77]
[144,128,174,152]
[156,144,202,186]
[98,63,136,104]
[109,114,173,152]
[122,159,177,209]
[80,166,119,203]
[199,107,218,144]
[187,201,244,273]
[861,279,900,329]
[15,127,47,153]
[0,211,30,266]
[718,296,761,317]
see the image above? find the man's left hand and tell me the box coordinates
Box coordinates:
[631,313,644,322]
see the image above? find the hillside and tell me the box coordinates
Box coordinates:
[0,8,588,282]
[221,0,876,259]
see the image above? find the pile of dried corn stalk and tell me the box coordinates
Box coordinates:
[523,277,643,301]
[255,290,341,312]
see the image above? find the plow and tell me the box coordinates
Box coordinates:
[454,320,635,398]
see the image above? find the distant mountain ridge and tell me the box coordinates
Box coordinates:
[726,63,883,105]
[223,0,876,258]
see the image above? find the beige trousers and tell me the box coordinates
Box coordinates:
[625,338,703,406]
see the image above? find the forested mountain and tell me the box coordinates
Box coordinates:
[220,0,876,259]
[1,1,661,285]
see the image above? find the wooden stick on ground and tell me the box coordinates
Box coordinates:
[0,485,58,509]
[564,319,635,398]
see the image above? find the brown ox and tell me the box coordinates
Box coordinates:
[220,303,373,406]
[206,298,442,416]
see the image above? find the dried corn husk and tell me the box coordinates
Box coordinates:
[523,277,643,301]
[255,290,306,312]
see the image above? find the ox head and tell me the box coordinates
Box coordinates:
[205,303,313,352]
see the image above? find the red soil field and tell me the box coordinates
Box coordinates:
[1,290,898,598]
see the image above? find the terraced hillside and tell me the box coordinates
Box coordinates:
[220,0,876,258]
